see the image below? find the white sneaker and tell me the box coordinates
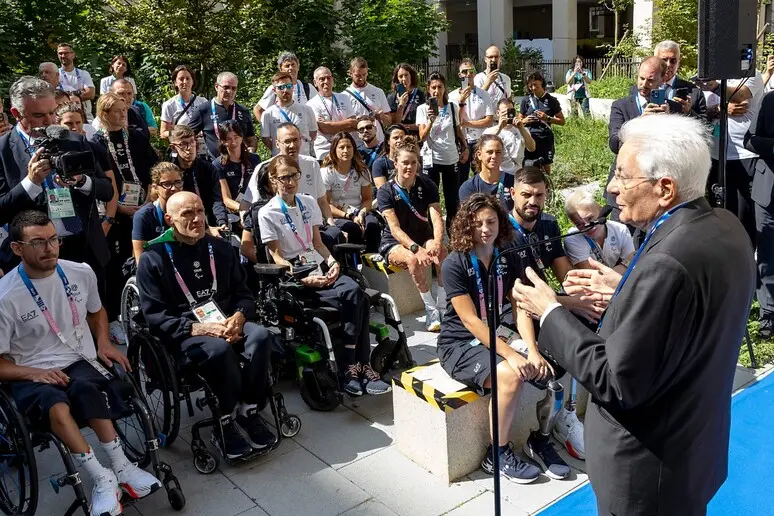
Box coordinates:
[115,463,162,499]
[552,406,586,460]
[90,470,122,516]
[109,321,127,346]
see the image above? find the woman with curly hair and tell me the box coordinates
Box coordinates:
[321,131,380,252]
[438,192,553,485]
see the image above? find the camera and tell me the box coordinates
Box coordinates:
[36,126,96,180]
[507,108,517,124]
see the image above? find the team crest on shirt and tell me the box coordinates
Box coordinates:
[542,236,553,252]
[193,262,203,279]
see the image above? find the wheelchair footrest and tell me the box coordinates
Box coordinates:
[364,288,382,304]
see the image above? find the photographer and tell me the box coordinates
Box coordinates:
[483,98,536,174]
[0,77,112,285]
[519,72,564,174]
[474,45,512,105]
[56,43,95,121]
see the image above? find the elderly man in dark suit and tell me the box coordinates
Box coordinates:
[605,57,681,221]
[0,76,113,288]
[745,90,774,337]
[514,114,755,516]
[654,39,707,119]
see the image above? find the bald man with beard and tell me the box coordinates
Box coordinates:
[136,191,277,460]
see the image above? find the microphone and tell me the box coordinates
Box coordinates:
[583,204,613,230]
[44,125,70,140]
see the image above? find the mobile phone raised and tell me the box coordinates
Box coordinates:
[488,61,497,73]
[428,97,439,115]
[396,83,406,96]
[650,89,667,105]
[507,108,517,123]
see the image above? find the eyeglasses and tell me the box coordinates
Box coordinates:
[612,172,657,190]
[158,180,184,190]
[274,172,301,183]
[459,68,476,75]
[172,141,195,150]
[17,236,62,250]
[663,57,679,64]
[357,125,375,133]
[275,83,294,91]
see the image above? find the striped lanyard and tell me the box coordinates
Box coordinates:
[19,264,82,348]
[59,67,82,90]
[392,180,427,222]
[105,128,140,183]
[323,94,343,120]
[584,235,605,263]
[279,195,313,251]
[164,241,217,307]
[470,250,503,326]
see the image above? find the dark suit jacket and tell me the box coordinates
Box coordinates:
[0,128,113,266]
[538,198,755,515]
[744,90,774,208]
[627,76,707,120]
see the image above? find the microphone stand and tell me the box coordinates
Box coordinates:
[486,213,609,515]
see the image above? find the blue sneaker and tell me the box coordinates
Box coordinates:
[361,363,392,395]
[481,444,540,484]
[344,364,364,396]
[425,307,441,332]
[523,430,571,480]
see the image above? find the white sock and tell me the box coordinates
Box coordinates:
[72,447,111,481]
[238,402,258,418]
[436,287,446,310]
[100,437,132,473]
[420,291,436,311]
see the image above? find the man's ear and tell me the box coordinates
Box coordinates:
[657,177,677,206]
[10,242,23,258]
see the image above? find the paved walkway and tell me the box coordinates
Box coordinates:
[30,311,771,516]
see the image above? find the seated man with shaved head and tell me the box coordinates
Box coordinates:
[136,191,276,460]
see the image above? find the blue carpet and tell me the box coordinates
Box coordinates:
[537,371,774,516]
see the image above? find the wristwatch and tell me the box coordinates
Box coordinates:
[410,243,419,254]
[101,216,116,225]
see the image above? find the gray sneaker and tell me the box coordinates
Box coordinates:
[425,307,441,332]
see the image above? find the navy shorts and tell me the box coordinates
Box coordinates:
[11,360,126,427]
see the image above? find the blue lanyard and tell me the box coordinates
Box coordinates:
[279,195,313,251]
[509,214,546,270]
[407,88,419,105]
[323,94,342,120]
[584,235,604,263]
[366,148,378,167]
[392,180,428,222]
[296,81,302,101]
[470,250,503,327]
[211,99,236,130]
[59,67,82,89]
[178,94,195,110]
[598,201,690,330]
[279,108,293,124]
[348,88,371,111]
[16,126,34,155]
[154,201,165,227]
[509,214,526,239]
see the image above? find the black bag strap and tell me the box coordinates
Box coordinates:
[173,93,197,125]
[345,88,374,113]
[492,74,508,97]
[302,81,311,101]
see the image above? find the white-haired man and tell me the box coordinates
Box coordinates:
[653,40,706,119]
[307,67,357,161]
[39,62,61,90]
[514,114,756,515]
[189,72,256,160]
[563,190,635,272]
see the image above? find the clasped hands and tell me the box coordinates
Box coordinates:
[192,311,246,343]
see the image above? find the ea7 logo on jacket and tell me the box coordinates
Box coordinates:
[196,288,212,299]
[21,310,38,323]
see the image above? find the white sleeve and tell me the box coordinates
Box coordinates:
[160,99,174,123]
[305,106,318,131]
[312,161,325,199]
[243,167,258,204]
[81,70,95,89]
[416,105,429,126]
[503,75,512,97]
[258,86,275,111]
[258,207,280,244]
[129,77,137,94]
[617,225,636,257]
[563,233,590,265]
[307,83,319,100]
[84,265,102,313]
[474,73,486,89]
[481,91,495,116]
[21,177,43,200]
[0,303,12,356]
[308,197,323,227]
[321,167,334,191]
[260,110,271,137]
[377,89,391,112]
[99,77,109,95]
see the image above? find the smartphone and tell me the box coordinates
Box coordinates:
[674,87,690,100]
[397,84,406,96]
[650,89,667,105]
[428,97,439,116]
[488,61,497,73]
[461,77,470,89]
[506,107,516,123]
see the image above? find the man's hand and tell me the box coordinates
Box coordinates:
[483,69,499,90]
[767,55,774,77]
[223,311,246,343]
[563,258,620,305]
[534,110,549,122]
[527,352,555,382]
[642,103,667,116]
[459,86,473,104]
[27,148,52,186]
[98,342,132,371]
[325,261,340,284]
[355,209,367,229]
[498,111,509,129]
[511,267,558,319]
[459,146,469,164]
[426,239,442,258]
[561,294,604,323]
[191,322,229,338]
[26,368,70,386]
[414,246,434,267]
[301,274,332,288]
[506,354,536,382]
[674,96,692,114]
[728,100,749,116]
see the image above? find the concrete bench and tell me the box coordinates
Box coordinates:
[393,359,587,484]
[360,253,431,316]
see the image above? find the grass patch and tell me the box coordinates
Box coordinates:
[551,116,612,190]
[740,301,774,368]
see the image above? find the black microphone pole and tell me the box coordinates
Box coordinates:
[714,78,728,209]
[486,207,611,515]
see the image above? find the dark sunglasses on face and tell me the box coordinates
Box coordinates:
[275,83,294,91]
[357,125,375,133]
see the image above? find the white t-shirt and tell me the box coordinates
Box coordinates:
[307,93,355,160]
[474,72,512,105]
[258,193,323,261]
[483,125,526,173]
[449,87,495,142]
[416,103,461,166]
[724,72,763,160]
[243,154,324,204]
[59,67,95,121]
[99,76,137,95]
[342,84,391,144]
[0,260,101,370]
[261,102,318,157]
[161,94,209,127]
[257,81,318,111]
[564,221,635,268]
[321,165,371,210]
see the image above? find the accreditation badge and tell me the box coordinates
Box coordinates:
[47,188,76,219]
[192,300,227,323]
[121,182,142,207]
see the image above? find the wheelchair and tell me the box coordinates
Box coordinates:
[119,277,302,475]
[0,363,185,516]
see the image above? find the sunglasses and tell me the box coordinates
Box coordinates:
[357,125,375,133]
[275,83,294,91]
[459,68,476,75]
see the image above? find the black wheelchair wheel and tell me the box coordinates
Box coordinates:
[113,393,156,469]
[299,369,341,412]
[167,487,186,510]
[127,333,181,447]
[120,277,142,341]
[0,391,37,516]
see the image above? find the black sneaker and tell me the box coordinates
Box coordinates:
[523,430,571,480]
[211,415,252,459]
[759,318,773,340]
[360,363,392,395]
[481,444,540,484]
[344,364,364,396]
[236,408,277,449]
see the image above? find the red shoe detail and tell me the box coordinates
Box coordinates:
[120,483,141,499]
